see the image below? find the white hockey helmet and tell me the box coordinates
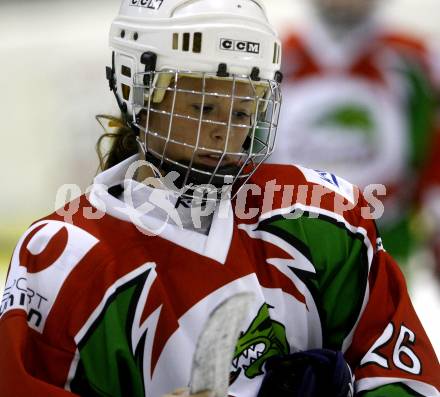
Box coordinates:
[107,0,283,200]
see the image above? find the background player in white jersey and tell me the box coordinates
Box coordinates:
[0,1,439,396]
[271,0,440,271]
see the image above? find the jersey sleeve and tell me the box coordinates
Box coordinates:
[256,165,440,396]
[0,311,79,397]
[0,219,100,396]
[340,210,440,395]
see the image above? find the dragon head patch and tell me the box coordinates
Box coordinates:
[230,303,290,384]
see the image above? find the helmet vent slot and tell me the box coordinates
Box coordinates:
[121,65,132,78]
[172,32,202,53]
[193,32,202,53]
[121,84,131,101]
[182,33,190,52]
[273,43,281,64]
[172,33,179,50]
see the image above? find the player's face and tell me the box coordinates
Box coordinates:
[313,0,376,28]
[145,76,259,170]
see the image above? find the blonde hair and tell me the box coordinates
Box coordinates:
[95,115,138,171]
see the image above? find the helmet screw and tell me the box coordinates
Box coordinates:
[216,63,230,78]
[274,71,283,83]
[250,67,261,81]
[133,32,139,41]
[120,30,125,38]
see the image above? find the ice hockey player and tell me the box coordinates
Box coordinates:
[271,0,440,267]
[0,0,439,396]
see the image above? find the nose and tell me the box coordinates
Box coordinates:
[208,125,228,145]
[202,109,231,147]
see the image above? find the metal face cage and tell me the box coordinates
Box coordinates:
[131,70,282,201]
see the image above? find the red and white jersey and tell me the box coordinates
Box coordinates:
[270,21,440,224]
[0,156,439,396]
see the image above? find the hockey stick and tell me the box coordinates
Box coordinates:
[190,293,255,397]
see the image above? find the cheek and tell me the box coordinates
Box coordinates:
[236,125,251,138]
[144,114,167,152]
[170,124,192,146]
[229,127,249,149]
[149,112,170,135]
[170,119,198,145]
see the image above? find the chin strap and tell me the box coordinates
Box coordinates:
[106,52,127,115]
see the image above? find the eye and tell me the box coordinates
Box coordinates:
[233,110,251,119]
[253,318,272,333]
[192,104,215,114]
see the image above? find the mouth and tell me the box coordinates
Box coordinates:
[196,154,235,168]
[229,342,266,384]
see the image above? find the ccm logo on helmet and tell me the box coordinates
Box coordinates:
[130,0,163,10]
[220,39,260,54]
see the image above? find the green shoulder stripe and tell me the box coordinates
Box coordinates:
[70,271,149,397]
[259,212,369,350]
[358,383,424,397]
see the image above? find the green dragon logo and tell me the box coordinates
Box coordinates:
[316,104,375,141]
[230,303,290,384]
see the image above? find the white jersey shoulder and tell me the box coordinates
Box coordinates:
[295,164,356,205]
[0,220,99,333]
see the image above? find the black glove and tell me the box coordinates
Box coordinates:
[257,349,354,397]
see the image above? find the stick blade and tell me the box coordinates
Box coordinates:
[190,292,255,397]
